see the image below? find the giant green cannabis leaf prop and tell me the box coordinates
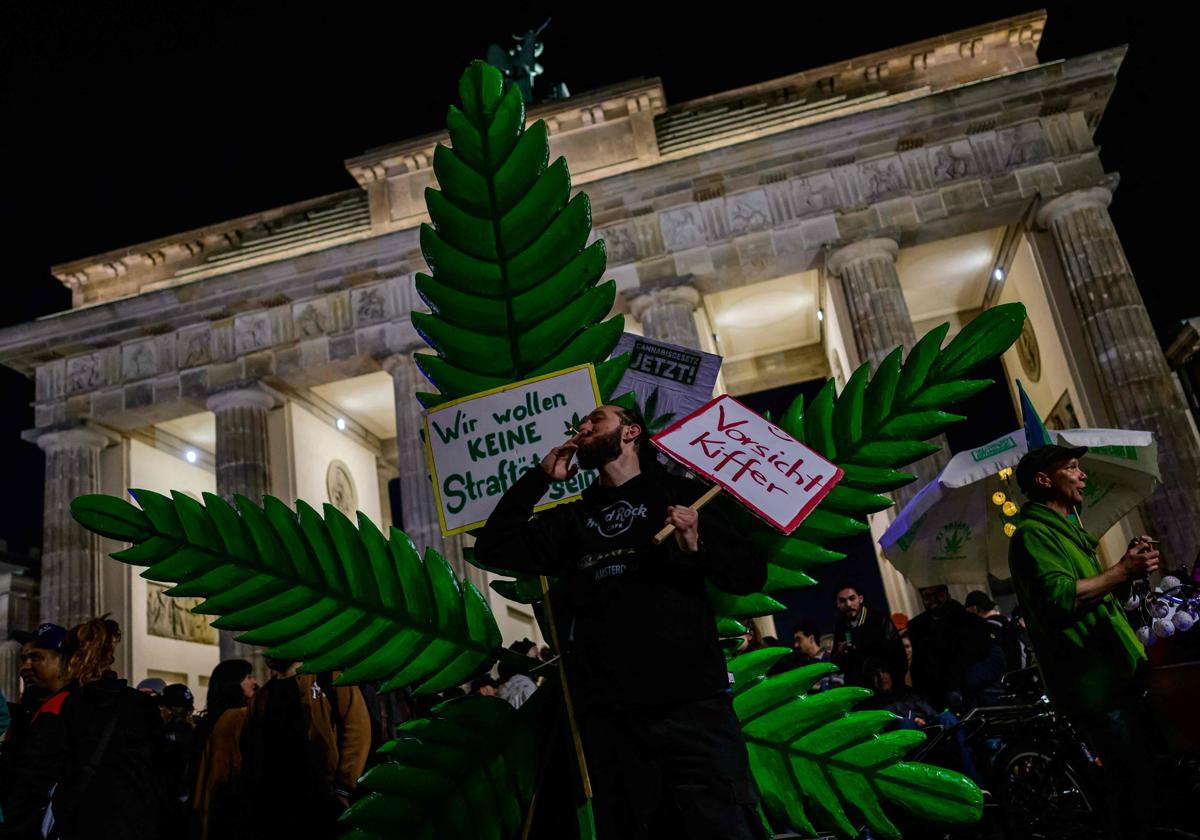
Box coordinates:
[412,61,628,408]
[71,490,498,694]
[343,692,550,839]
[714,304,1027,623]
[732,649,982,838]
[67,60,1031,840]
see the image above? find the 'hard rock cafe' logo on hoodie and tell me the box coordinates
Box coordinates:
[585,500,649,538]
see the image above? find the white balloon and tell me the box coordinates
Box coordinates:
[1151,600,1172,619]
[1173,610,1195,632]
[1161,576,1182,591]
[1125,594,1142,611]
[1154,618,1176,639]
[1136,625,1155,647]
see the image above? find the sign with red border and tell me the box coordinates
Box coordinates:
[650,395,843,534]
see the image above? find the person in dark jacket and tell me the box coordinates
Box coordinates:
[1,624,71,819]
[157,684,195,839]
[859,657,942,725]
[907,585,1004,711]
[965,590,1023,675]
[766,621,834,690]
[831,582,906,688]
[858,659,981,784]
[474,403,768,840]
[4,617,162,840]
[239,659,371,834]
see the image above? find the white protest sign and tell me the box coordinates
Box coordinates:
[611,333,722,426]
[651,395,843,534]
[424,364,601,536]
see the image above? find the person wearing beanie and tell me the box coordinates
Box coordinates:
[157,683,196,836]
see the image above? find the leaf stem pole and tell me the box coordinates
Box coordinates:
[519,696,566,840]
[538,575,593,800]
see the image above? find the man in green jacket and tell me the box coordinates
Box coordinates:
[1008,443,1160,837]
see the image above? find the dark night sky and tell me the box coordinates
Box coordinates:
[0,4,1192,557]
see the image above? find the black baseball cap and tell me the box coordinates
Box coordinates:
[470,675,499,692]
[13,623,68,652]
[160,683,195,710]
[1015,444,1087,497]
[964,590,996,611]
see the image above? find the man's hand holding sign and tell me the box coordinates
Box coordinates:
[651,394,843,540]
[548,407,707,553]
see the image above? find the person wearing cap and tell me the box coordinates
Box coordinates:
[468,675,499,697]
[159,683,194,718]
[907,584,1001,711]
[15,623,69,701]
[0,624,70,817]
[964,590,1022,674]
[135,677,166,698]
[497,639,540,710]
[5,617,162,838]
[156,684,195,837]
[1009,443,1160,837]
[12,623,69,735]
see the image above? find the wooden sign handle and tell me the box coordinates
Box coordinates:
[653,485,723,546]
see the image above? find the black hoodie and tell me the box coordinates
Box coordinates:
[474,465,766,711]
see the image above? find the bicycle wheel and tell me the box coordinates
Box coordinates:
[995,741,1106,840]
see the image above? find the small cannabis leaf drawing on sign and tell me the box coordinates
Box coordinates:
[642,387,675,433]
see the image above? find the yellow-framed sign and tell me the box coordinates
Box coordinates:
[423,364,602,536]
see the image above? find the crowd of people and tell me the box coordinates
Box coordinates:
[0,624,388,835]
[0,615,558,840]
[0,407,1178,840]
[748,582,1029,704]
[738,580,1034,784]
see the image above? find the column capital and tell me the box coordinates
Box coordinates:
[380,351,418,376]
[627,283,701,322]
[1036,186,1113,229]
[28,422,117,453]
[205,382,280,413]
[826,238,899,276]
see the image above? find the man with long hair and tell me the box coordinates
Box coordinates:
[475,403,768,839]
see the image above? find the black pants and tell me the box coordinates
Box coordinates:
[1079,699,1158,840]
[581,692,767,840]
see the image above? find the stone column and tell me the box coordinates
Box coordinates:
[827,239,949,499]
[629,283,703,349]
[206,386,276,505]
[1038,187,1200,562]
[382,353,471,584]
[827,239,916,370]
[0,640,20,704]
[36,424,112,628]
[206,385,277,666]
[828,239,955,607]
